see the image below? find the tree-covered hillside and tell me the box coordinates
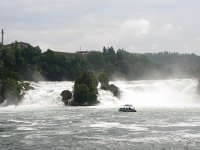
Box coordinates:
[1,42,200,82]
[0,42,167,81]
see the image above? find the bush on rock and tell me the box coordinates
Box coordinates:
[73,69,99,106]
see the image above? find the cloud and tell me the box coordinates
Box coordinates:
[119,19,151,38]
[70,19,152,51]
[163,24,173,32]
[1,0,200,54]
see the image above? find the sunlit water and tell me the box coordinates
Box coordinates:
[1,79,200,149]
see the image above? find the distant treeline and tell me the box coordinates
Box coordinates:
[1,42,200,83]
[145,52,200,78]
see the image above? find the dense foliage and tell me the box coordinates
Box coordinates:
[0,43,23,104]
[1,42,200,82]
[73,69,98,106]
[0,42,170,81]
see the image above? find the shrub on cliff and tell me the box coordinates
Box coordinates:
[73,69,99,106]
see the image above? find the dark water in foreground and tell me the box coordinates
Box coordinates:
[0,107,200,150]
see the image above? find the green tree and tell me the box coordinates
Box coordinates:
[73,69,98,106]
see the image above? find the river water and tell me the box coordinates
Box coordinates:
[1,107,200,150]
[1,79,200,149]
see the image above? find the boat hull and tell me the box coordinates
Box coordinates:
[119,108,137,112]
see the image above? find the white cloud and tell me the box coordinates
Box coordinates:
[162,24,183,35]
[163,24,173,32]
[1,0,200,54]
[151,43,159,49]
[119,19,151,38]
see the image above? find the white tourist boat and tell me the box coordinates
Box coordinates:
[119,104,137,112]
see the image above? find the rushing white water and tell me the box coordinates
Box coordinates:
[20,81,74,107]
[18,79,200,108]
[112,79,200,108]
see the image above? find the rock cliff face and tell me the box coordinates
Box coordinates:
[98,73,120,98]
[60,90,72,105]
[109,84,120,98]
[0,84,5,104]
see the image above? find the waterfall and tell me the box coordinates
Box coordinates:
[19,81,74,107]
[112,79,200,108]
[17,79,200,108]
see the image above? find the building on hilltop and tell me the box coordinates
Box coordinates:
[76,51,88,55]
[76,45,88,55]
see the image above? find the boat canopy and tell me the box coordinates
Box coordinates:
[120,104,134,109]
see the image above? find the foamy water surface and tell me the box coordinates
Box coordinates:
[0,107,200,149]
[1,79,200,149]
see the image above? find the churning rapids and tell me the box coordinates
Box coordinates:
[1,79,200,149]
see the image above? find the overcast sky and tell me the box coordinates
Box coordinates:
[1,0,200,54]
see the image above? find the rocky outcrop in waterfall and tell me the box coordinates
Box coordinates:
[109,84,120,98]
[61,90,72,105]
[0,83,5,104]
[60,71,120,106]
[73,69,99,106]
[61,69,99,106]
[98,73,120,98]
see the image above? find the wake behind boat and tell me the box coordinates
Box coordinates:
[119,104,137,112]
